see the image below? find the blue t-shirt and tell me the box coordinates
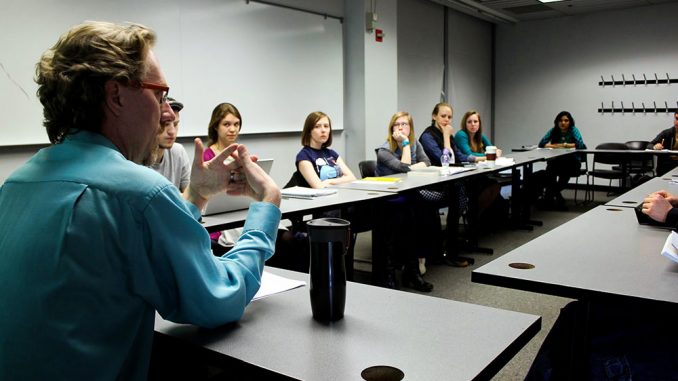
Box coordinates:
[295,146,343,181]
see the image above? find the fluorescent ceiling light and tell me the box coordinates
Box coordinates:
[539,0,564,3]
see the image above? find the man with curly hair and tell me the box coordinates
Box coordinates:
[0,21,281,380]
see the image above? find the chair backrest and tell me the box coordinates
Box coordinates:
[593,142,628,165]
[624,140,654,173]
[358,160,377,178]
[625,140,652,150]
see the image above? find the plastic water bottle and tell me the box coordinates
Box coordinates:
[441,152,450,175]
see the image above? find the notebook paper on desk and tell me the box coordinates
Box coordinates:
[282,186,337,199]
[408,166,475,176]
[253,270,306,301]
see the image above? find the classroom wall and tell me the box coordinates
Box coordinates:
[0,0,345,186]
[398,0,493,148]
[5,1,672,187]
[397,0,444,129]
[363,1,399,159]
[494,2,678,153]
[448,9,493,138]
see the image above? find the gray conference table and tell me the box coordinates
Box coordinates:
[334,148,574,195]
[605,176,678,207]
[155,267,541,381]
[201,188,392,232]
[200,188,395,284]
[472,205,678,306]
[471,204,678,379]
[332,165,487,193]
[335,148,575,229]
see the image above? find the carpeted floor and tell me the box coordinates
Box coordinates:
[351,189,615,380]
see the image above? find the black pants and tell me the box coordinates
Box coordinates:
[545,156,582,198]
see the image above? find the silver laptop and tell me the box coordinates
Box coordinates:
[201,159,274,216]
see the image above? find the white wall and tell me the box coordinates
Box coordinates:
[6,1,673,186]
[364,1,399,159]
[397,0,444,130]
[494,2,678,152]
[397,0,493,144]
[0,0,344,186]
[448,10,493,138]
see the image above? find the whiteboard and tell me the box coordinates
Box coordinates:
[0,0,343,146]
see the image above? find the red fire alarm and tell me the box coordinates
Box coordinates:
[375,29,383,42]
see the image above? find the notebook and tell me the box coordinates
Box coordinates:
[281,186,337,199]
[201,159,274,216]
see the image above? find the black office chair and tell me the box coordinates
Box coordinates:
[586,142,628,202]
[345,160,379,282]
[624,140,655,182]
[359,160,377,178]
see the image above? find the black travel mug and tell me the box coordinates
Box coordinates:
[307,217,350,322]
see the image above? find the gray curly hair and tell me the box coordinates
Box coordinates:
[36,21,156,143]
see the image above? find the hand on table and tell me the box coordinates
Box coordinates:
[642,193,674,223]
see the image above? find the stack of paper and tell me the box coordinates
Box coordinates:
[661,231,678,264]
[496,157,515,166]
[253,270,306,301]
[408,166,443,176]
[281,186,337,199]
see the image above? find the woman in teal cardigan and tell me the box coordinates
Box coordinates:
[453,110,501,160]
[452,110,505,233]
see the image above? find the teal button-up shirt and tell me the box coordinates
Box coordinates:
[0,131,280,380]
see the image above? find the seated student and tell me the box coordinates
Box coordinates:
[203,103,244,254]
[454,110,502,160]
[150,97,190,192]
[419,103,486,266]
[650,111,678,175]
[375,111,439,291]
[453,110,506,226]
[282,111,358,275]
[419,102,469,166]
[292,111,356,187]
[538,111,587,210]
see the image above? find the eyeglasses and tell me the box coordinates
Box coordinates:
[393,122,409,128]
[131,80,170,104]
